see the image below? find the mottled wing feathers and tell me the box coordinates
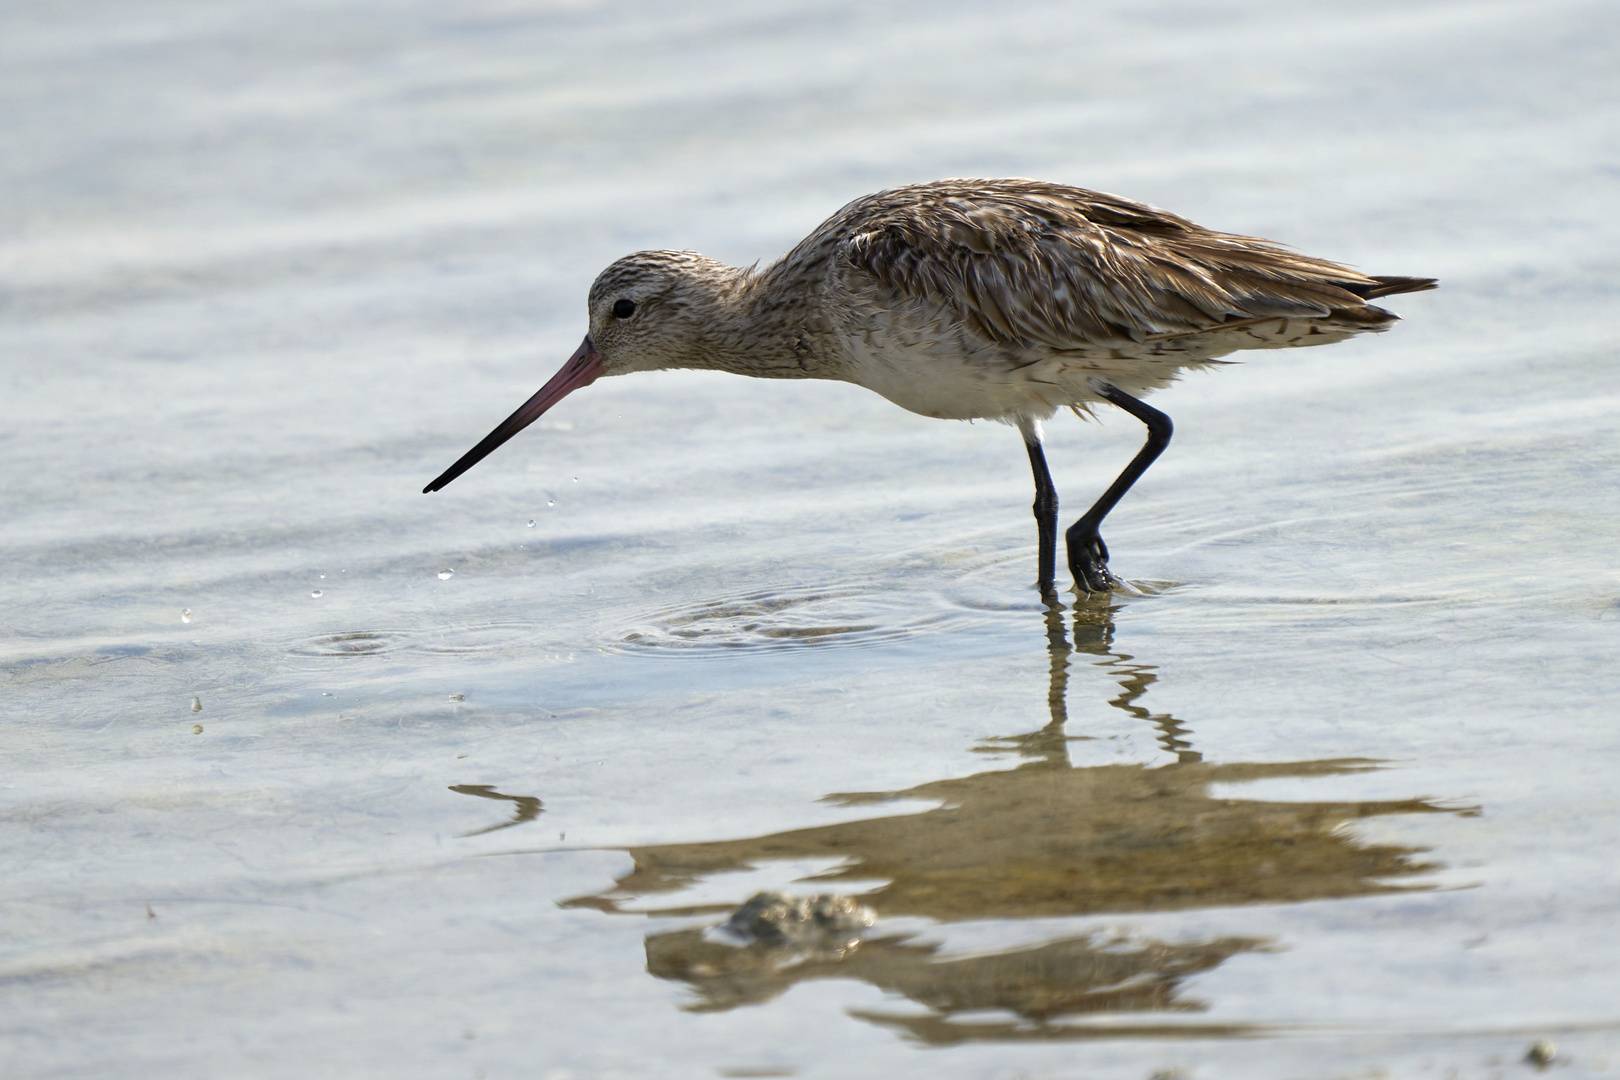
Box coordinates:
[838,179,1435,350]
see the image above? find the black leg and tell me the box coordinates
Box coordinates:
[1025,438,1059,591]
[1066,384,1173,593]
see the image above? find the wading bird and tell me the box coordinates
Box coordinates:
[424,179,1435,593]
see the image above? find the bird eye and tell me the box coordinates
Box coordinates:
[612,299,636,319]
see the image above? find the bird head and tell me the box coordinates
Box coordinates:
[422,249,738,494]
[586,249,739,375]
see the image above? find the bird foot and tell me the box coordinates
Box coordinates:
[1067,530,1118,594]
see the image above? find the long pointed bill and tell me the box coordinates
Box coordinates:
[423,335,603,494]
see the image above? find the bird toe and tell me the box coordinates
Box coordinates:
[1067,531,1117,594]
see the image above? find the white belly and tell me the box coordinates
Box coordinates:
[844,338,1090,421]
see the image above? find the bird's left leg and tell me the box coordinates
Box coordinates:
[1018,417,1060,593]
[1066,385,1173,593]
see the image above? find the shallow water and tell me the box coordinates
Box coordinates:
[4,1,1620,1077]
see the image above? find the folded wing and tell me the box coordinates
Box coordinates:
[839,179,1436,351]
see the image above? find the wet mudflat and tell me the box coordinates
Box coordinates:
[3,1,1619,1077]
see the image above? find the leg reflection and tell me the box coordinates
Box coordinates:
[982,591,1199,765]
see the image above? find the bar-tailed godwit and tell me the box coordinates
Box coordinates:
[425,179,1435,593]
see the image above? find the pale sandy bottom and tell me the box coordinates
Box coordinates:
[3,2,1619,1078]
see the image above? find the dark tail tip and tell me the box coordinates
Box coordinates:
[1359,275,1439,299]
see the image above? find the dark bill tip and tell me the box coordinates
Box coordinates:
[423,336,602,493]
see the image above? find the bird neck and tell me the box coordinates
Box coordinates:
[685,262,843,382]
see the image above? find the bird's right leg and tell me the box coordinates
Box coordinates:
[1023,433,1060,593]
[1066,385,1173,593]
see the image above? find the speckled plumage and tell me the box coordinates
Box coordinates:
[426,178,1436,592]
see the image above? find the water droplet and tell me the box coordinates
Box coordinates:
[437,569,454,580]
[190,697,202,713]
[311,589,323,598]
[191,724,203,735]
[449,693,465,701]
[180,608,192,624]
[547,499,555,508]
[527,519,536,528]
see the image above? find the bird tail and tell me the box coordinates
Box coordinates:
[1355,275,1439,299]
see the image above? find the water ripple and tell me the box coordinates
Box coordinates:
[611,583,961,656]
[289,622,540,659]
[290,629,415,658]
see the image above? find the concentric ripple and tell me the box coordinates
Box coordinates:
[612,583,962,655]
[289,629,415,658]
[290,622,540,659]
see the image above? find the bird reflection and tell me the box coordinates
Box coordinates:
[561,592,1465,1042]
